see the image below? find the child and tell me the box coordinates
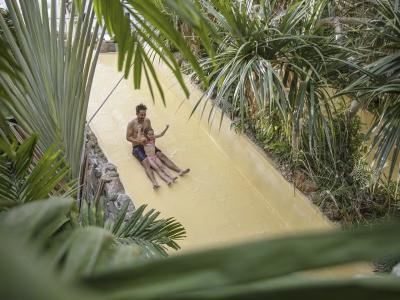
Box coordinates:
[143,125,178,186]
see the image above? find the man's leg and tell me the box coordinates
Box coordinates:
[156,151,190,175]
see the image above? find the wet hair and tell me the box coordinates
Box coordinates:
[143,127,154,137]
[136,103,147,114]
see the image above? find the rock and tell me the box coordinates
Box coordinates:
[84,127,135,221]
[104,163,116,172]
[116,193,134,209]
[94,166,102,178]
[106,201,118,217]
[103,178,124,199]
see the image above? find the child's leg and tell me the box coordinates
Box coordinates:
[149,157,173,184]
[144,158,160,189]
[155,157,177,181]
[155,168,174,184]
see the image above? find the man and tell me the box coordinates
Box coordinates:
[126,103,190,189]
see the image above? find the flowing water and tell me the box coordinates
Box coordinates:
[88,53,369,276]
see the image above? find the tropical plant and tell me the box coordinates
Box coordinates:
[0,0,191,269]
[91,0,214,102]
[1,195,186,277]
[0,133,69,212]
[189,0,355,164]
[77,199,186,256]
[0,7,14,37]
[1,197,400,299]
[342,0,400,183]
[1,1,400,299]
[0,0,215,181]
[0,0,105,178]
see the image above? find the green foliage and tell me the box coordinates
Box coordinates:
[243,104,399,224]
[177,0,400,224]
[2,205,400,299]
[341,0,400,182]
[92,0,213,104]
[77,199,186,256]
[299,113,397,224]
[0,8,14,37]
[0,196,186,278]
[2,1,400,298]
[189,0,355,167]
[0,0,103,178]
[0,134,69,212]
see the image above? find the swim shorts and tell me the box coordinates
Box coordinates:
[132,145,161,162]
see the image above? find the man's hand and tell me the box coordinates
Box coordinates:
[137,124,143,134]
[138,137,147,144]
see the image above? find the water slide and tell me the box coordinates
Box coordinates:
[88,54,368,275]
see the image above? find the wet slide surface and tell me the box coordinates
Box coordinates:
[88,54,368,275]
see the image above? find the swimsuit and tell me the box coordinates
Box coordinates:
[132,144,161,162]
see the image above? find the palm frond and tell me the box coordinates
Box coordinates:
[92,0,212,105]
[1,196,400,299]
[0,197,165,278]
[0,134,69,211]
[0,197,72,244]
[190,0,352,168]
[0,226,97,300]
[78,199,186,256]
[0,0,104,178]
[342,0,400,182]
[84,220,400,299]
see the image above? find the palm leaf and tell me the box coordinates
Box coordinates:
[83,221,400,299]
[0,134,69,211]
[92,0,211,104]
[0,197,72,244]
[1,197,400,299]
[341,0,400,182]
[0,227,98,300]
[0,0,104,178]
[78,200,186,256]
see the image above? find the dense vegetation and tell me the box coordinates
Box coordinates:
[1,0,400,299]
[164,0,400,225]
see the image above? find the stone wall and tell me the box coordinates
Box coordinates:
[84,127,134,219]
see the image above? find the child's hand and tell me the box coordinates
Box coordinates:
[165,124,169,130]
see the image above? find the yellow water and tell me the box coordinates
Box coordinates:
[88,54,369,275]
